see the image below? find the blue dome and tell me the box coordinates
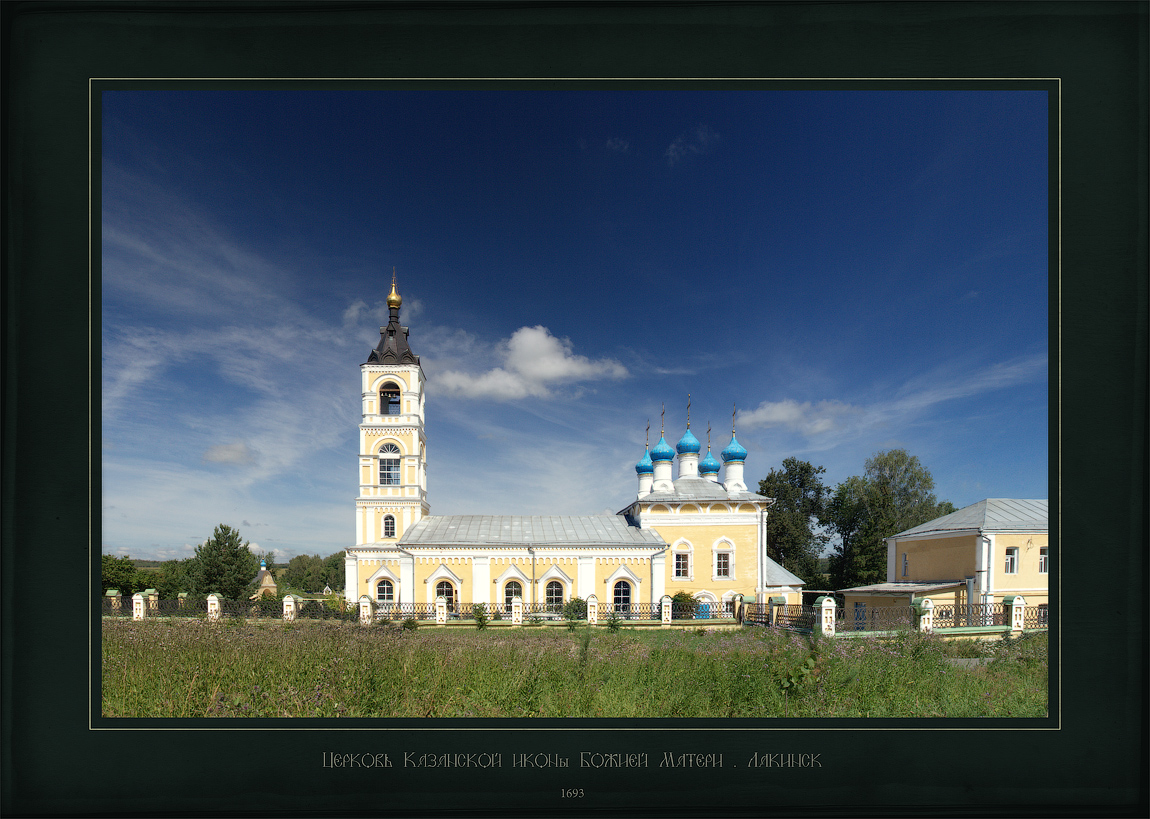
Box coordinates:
[721,434,748,463]
[699,451,721,474]
[676,428,701,454]
[650,435,676,463]
[635,449,654,475]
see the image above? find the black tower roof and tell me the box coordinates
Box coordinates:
[366,273,420,366]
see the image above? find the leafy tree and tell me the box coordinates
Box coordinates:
[281,554,325,593]
[101,554,146,595]
[320,551,346,592]
[824,450,955,590]
[189,524,259,600]
[154,558,196,599]
[670,590,698,619]
[757,458,831,583]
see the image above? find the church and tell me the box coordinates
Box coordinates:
[343,276,804,615]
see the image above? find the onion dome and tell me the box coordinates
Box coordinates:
[635,448,654,474]
[650,435,676,463]
[721,434,748,463]
[699,450,721,475]
[676,428,701,454]
[386,274,403,309]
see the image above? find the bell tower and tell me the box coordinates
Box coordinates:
[348,271,429,596]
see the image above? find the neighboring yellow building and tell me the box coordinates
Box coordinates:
[839,498,1049,616]
[344,275,804,614]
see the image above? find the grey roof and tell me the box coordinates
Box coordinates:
[890,499,1048,540]
[838,581,967,594]
[399,515,666,547]
[638,477,771,504]
[763,556,806,587]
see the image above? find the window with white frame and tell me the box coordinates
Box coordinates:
[1004,547,1019,574]
[382,514,396,538]
[674,552,690,578]
[545,580,564,609]
[436,580,455,611]
[715,552,730,578]
[613,581,631,611]
[379,443,401,485]
[376,578,394,603]
[504,580,522,611]
[1039,547,1048,573]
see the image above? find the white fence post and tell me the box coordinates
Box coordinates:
[816,596,836,637]
[105,589,121,612]
[359,595,374,624]
[283,595,297,622]
[132,593,146,621]
[768,595,786,628]
[1007,595,1026,634]
[511,596,523,625]
[207,594,221,622]
[586,594,598,625]
[661,595,672,626]
[435,595,448,625]
[914,597,935,633]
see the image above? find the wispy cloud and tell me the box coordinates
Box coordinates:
[606,137,630,153]
[430,325,628,400]
[665,124,720,165]
[739,354,1047,442]
[203,442,259,465]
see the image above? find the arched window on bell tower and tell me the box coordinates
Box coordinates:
[379,382,401,415]
[379,443,401,485]
[382,514,396,538]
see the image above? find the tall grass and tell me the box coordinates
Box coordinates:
[101,620,1047,718]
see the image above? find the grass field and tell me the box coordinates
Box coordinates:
[101,619,1048,718]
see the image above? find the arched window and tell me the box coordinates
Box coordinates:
[613,581,631,612]
[436,580,455,611]
[380,382,401,415]
[504,580,522,612]
[545,580,564,610]
[382,514,396,539]
[379,443,401,485]
[376,579,394,603]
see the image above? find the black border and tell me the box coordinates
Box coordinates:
[4,2,1147,817]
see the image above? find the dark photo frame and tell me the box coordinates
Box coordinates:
[3,2,1146,817]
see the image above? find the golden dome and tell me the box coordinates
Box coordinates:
[386,269,402,309]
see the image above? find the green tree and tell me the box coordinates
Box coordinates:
[824,450,955,590]
[101,554,145,595]
[281,554,325,593]
[189,524,259,600]
[757,457,830,583]
[320,551,346,592]
[154,557,196,599]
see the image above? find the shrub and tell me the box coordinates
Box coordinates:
[671,590,699,619]
[605,610,622,633]
[402,618,419,631]
[562,597,587,620]
[472,604,489,630]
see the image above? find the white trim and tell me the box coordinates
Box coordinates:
[670,538,694,581]
[494,564,531,586]
[711,537,736,581]
[538,564,574,587]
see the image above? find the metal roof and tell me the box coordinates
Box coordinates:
[639,477,771,504]
[890,499,1048,540]
[838,581,967,594]
[399,515,666,547]
[763,557,806,587]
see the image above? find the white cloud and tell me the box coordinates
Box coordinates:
[740,399,863,436]
[203,442,259,464]
[431,325,628,400]
[665,124,720,165]
[739,354,1047,442]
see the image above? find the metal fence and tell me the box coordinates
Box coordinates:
[370,603,437,622]
[1022,604,1050,630]
[930,602,1007,629]
[775,604,818,630]
[836,605,917,633]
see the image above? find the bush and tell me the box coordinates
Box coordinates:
[402,618,419,631]
[562,597,587,620]
[605,610,622,633]
[671,590,698,620]
[472,604,489,630]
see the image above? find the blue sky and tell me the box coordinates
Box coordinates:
[101,88,1049,562]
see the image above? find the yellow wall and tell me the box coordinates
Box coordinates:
[650,522,758,597]
[898,534,978,581]
[994,534,1048,602]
